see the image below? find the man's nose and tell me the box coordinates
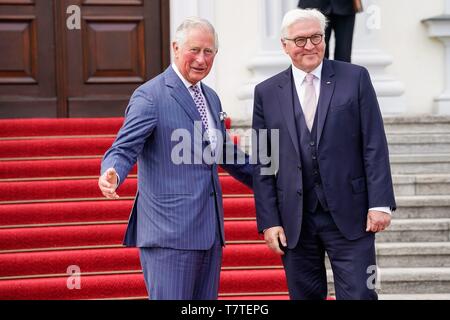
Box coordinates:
[304,38,315,50]
[195,52,206,64]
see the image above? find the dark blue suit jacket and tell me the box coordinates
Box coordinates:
[101,66,253,250]
[298,0,356,15]
[252,59,396,248]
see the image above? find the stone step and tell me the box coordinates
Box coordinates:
[390,154,450,174]
[394,195,450,219]
[327,268,450,295]
[376,219,450,243]
[387,133,450,154]
[325,242,450,269]
[394,174,450,196]
[384,115,450,133]
[379,293,450,300]
[376,242,450,268]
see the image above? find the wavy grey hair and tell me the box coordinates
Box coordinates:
[281,8,328,38]
[174,17,219,51]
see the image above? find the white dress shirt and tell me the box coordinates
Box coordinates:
[291,63,391,216]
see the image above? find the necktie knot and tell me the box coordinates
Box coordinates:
[191,84,201,94]
[305,73,315,85]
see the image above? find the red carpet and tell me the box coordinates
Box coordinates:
[0,117,287,300]
[0,244,281,278]
[0,198,255,226]
[0,221,262,251]
[0,176,251,202]
[0,269,287,300]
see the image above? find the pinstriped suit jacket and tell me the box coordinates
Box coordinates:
[101,66,253,250]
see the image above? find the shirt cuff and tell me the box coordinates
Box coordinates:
[369,207,392,215]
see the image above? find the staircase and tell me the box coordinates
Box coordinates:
[373,115,450,300]
[232,115,450,300]
[0,118,287,300]
[1,115,450,300]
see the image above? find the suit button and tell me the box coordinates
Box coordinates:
[298,165,302,170]
[312,156,317,160]
[310,141,315,147]
[297,190,302,196]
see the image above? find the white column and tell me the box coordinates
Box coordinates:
[169,0,217,88]
[423,1,450,114]
[352,0,406,114]
[236,0,297,125]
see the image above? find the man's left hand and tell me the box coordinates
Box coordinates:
[366,210,391,233]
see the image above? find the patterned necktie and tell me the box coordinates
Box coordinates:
[191,84,209,133]
[303,73,317,131]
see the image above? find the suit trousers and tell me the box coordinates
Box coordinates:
[324,13,356,62]
[139,229,223,300]
[281,204,378,300]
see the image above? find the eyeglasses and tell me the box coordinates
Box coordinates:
[284,34,323,48]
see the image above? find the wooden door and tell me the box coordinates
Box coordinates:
[0,0,170,118]
[0,0,57,117]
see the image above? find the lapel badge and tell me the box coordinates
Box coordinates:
[219,111,228,122]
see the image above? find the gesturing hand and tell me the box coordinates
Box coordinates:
[98,168,119,199]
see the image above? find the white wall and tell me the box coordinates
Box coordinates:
[170,0,447,118]
[213,0,260,120]
[376,0,444,114]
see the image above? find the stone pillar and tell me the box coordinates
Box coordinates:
[423,0,450,114]
[236,0,297,125]
[169,0,217,88]
[352,0,406,114]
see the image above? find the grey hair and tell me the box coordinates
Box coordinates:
[174,17,219,51]
[281,8,328,38]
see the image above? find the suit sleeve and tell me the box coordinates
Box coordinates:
[252,86,282,232]
[220,131,254,188]
[100,89,157,188]
[359,67,396,210]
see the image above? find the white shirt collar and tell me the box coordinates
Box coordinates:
[172,63,200,89]
[292,62,323,84]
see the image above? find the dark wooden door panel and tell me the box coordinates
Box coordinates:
[63,0,168,117]
[0,0,169,118]
[0,0,57,117]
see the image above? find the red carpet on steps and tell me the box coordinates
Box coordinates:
[0,176,252,202]
[0,269,288,300]
[0,117,288,300]
[0,244,282,278]
[0,198,256,226]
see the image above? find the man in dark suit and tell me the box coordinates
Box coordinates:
[252,8,395,300]
[98,17,253,300]
[298,0,358,62]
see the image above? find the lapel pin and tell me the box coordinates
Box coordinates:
[219,111,228,122]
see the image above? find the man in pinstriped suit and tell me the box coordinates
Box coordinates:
[98,17,253,300]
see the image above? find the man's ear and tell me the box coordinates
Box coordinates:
[172,42,179,58]
[281,39,288,53]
